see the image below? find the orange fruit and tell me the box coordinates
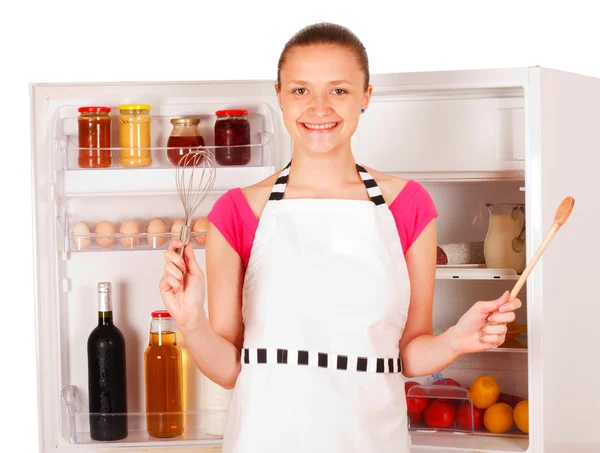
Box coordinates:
[469,375,500,409]
[484,403,514,433]
[514,400,529,433]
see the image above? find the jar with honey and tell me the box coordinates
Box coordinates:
[167,118,205,166]
[118,104,152,167]
[77,106,112,168]
[144,310,184,438]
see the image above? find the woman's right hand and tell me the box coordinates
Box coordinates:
[159,240,206,331]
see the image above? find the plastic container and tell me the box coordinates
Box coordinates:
[77,106,112,168]
[203,374,232,436]
[167,118,205,166]
[214,109,251,166]
[118,104,152,167]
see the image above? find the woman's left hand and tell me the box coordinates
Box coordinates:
[449,290,522,354]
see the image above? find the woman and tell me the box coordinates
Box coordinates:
[160,22,522,453]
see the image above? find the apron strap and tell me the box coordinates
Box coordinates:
[268,161,386,206]
[268,161,292,201]
[356,164,386,206]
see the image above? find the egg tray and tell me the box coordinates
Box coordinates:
[68,231,207,252]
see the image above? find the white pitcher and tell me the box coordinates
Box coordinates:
[484,203,526,273]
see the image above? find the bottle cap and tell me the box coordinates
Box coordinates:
[97,282,112,293]
[151,310,172,319]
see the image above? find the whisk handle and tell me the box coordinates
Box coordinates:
[178,224,191,257]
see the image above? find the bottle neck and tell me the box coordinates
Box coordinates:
[98,311,113,326]
[98,288,113,325]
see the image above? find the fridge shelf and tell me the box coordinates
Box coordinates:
[436,265,519,280]
[59,131,271,170]
[61,385,224,446]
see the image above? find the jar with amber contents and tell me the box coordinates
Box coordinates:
[118,104,152,167]
[77,106,112,168]
[167,118,205,166]
[214,109,251,166]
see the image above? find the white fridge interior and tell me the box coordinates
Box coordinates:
[32,70,538,453]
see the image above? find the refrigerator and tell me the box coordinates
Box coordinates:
[29,66,600,453]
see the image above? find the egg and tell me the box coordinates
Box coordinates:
[192,216,209,245]
[147,217,168,248]
[72,221,91,250]
[94,220,116,248]
[170,218,186,241]
[119,219,141,248]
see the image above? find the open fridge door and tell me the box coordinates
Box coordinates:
[528,67,600,453]
[30,80,290,452]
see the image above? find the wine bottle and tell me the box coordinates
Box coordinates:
[87,282,128,441]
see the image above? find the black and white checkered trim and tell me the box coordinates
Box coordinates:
[242,348,402,374]
[268,161,386,207]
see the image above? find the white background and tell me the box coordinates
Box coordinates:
[1,0,599,450]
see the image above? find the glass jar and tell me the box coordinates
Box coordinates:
[167,118,206,166]
[118,104,152,167]
[484,203,526,273]
[214,109,251,166]
[144,310,184,438]
[77,106,112,168]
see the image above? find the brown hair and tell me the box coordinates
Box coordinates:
[277,22,370,91]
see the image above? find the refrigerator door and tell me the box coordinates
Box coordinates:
[528,66,600,453]
[30,80,290,452]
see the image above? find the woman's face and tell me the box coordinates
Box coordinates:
[277,44,372,155]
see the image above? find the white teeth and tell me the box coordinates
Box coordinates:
[303,122,337,130]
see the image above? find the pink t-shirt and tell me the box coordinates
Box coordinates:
[207,180,438,269]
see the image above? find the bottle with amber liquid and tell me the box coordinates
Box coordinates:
[87,282,128,441]
[167,117,205,166]
[144,310,184,438]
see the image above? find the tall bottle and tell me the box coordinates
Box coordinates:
[144,310,184,438]
[87,282,128,441]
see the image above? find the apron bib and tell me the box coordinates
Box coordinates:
[222,162,412,453]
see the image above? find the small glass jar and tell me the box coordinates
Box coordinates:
[144,310,184,438]
[118,104,152,167]
[214,109,251,166]
[77,106,112,168]
[167,118,206,166]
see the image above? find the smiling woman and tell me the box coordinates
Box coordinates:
[159,22,522,453]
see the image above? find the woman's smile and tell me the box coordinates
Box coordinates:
[300,121,342,132]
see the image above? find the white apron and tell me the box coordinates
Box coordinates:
[222,162,412,453]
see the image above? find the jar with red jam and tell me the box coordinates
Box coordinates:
[214,109,251,166]
[77,106,112,168]
[167,118,205,166]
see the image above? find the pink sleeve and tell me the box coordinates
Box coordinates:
[207,188,258,269]
[389,181,438,254]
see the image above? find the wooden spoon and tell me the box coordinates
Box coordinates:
[509,196,575,300]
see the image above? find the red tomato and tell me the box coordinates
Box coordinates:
[405,381,428,413]
[423,399,456,429]
[456,401,484,430]
[433,378,462,387]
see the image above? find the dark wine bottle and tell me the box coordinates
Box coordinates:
[87,282,128,441]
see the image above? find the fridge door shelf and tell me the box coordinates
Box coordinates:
[58,132,272,170]
[406,385,527,438]
[61,385,225,446]
[68,231,207,252]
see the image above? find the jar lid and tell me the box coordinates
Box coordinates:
[151,310,172,319]
[215,109,248,116]
[119,104,151,111]
[78,106,111,113]
[170,117,201,125]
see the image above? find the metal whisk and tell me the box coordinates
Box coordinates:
[175,149,216,258]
